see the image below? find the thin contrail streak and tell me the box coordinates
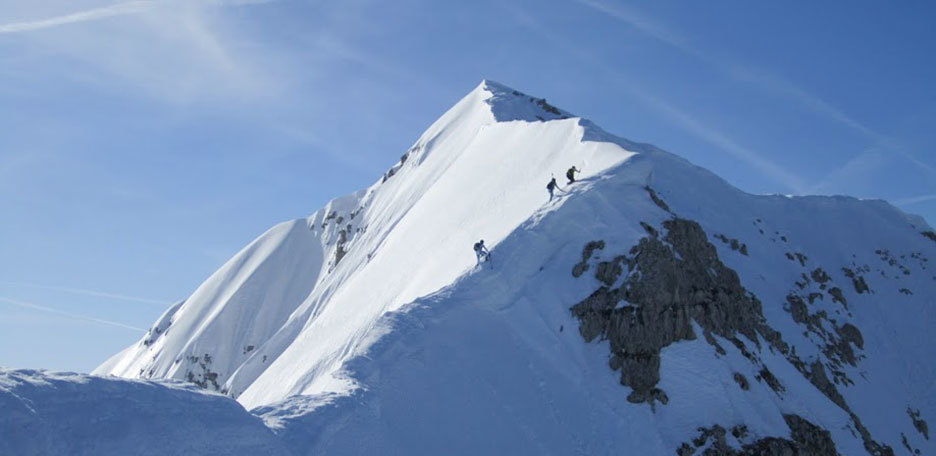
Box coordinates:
[893,194,936,206]
[504,4,807,194]
[623,84,809,194]
[0,0,276,35]
[0,281,173,306]
[0,297,145,332]
[0,1,153,34]
[571,0,879,141]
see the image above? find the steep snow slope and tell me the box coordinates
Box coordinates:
[254,147,935,455]
[97,218,325,390]
[96,80,935,455]
[0,369,290,456]
[96,81,631,408]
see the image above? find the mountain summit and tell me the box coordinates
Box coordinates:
[94,80,634,408]
[89,80,934,455]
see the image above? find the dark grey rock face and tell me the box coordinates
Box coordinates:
[733,372,750,391]
[783,414,841,455]
[677,414,840,455]
[184,353,220,390]
[570,217,780,404]
[567,189,899,454]
[334,228,349,267]
[595,255,626,287]
[571,240,604,278]
[794,253,808,267]
[645,186,671,213]
[810,268,832,285]
[908,408,929,440]
[841,268,870,294]
[922,231,936,244]
[827,287,847,307]
[713,233,749,256]
[875,249,913,277]
[783,290,863,376]
[778,282,890,454]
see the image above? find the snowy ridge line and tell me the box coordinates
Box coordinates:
[88,80,935,455]
[94,80,635,409]
[263,147,932,454]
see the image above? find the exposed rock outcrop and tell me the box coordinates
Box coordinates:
[804,362,892,456]
[783,293,864,374]
[571,240,604,278]
[810,268,831,286]
[645,186,671,213]
[714,233,749,256]
[333,227,349,268]
[875,249,912,276]
[922,231,936,244]
[570,217,782,404]
[677,414,840,455]
[842,267,871,294]
[184,353,220,390]
[827,287,848,307]
[733,372,749,391]
[568,192,892,454]
[564,186,900,453]
[908,408,929,440]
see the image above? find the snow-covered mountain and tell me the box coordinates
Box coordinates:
[94,80,630,408]
[87,80,934,455]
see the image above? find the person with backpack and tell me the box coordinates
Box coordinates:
[547,177,563,201]
[473,239,490,266]
[566,166,580,184]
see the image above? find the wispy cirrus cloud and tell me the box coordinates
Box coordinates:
[727,67,882,142]
[893,194,936,207]
[571,0,690,52]
[0,281,173,306]
[0,1,286,104]
[807,142,936,197]
[0,296,145,331]
[0,0,437,109]
[506,4,806,193]
[806,149,887,194]
[571,0,878,141]
[571,0,936,197]
[624,85,809,193]
[0,1,153,34]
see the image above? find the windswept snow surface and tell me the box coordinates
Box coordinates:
[95,80,935,455]
[255,150,935,455]
[0,369,290,456]
[95,80,632,407]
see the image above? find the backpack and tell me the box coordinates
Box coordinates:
[566,168,575,180]
[474,242,483,252]
[547,180,556,190]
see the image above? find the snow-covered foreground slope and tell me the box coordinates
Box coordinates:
[0,369,290,456]
[252,148,935,455]
[94,81,935,455]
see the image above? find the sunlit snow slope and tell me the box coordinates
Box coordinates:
[96,81,632,407]
[96,81,935,455]
[255,149,935,455]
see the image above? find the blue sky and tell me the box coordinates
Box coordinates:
[1,0,934,372]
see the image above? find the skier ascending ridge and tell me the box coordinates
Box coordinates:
[473,239,491,267]
[566,166,580,184]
